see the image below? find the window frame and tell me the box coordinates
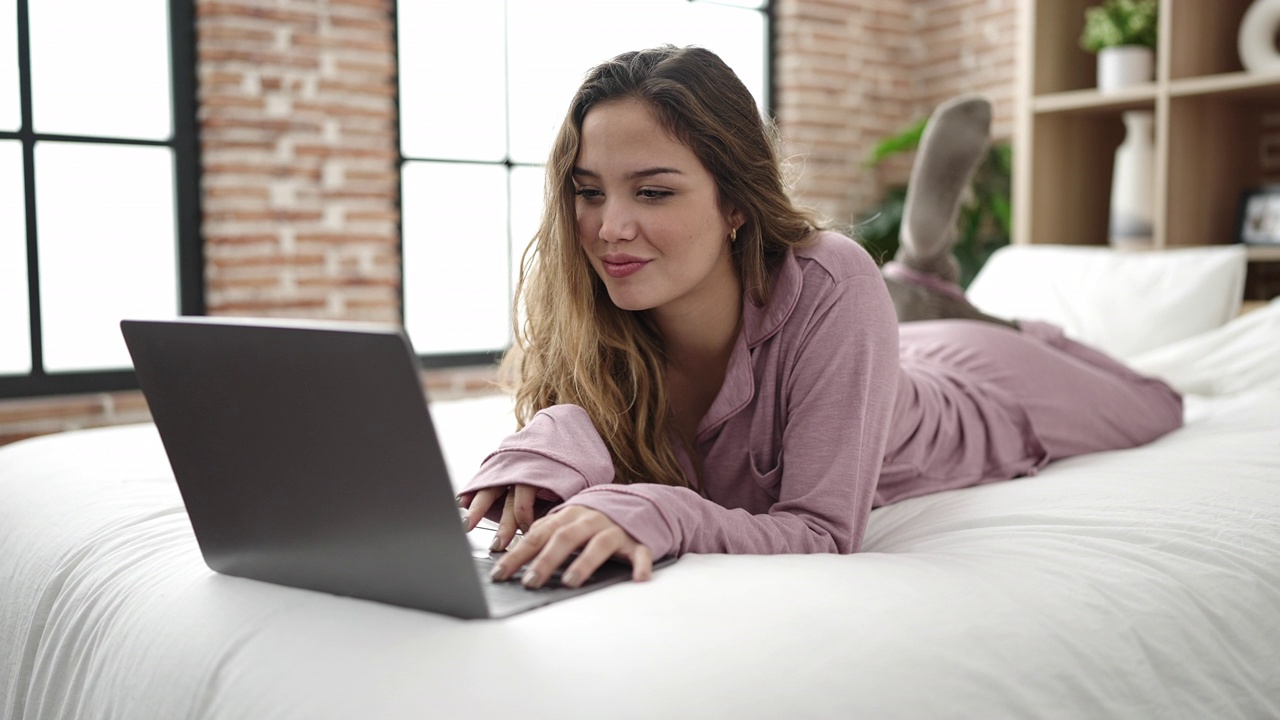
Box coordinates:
[392,0,775,368]
[0,0,203,398]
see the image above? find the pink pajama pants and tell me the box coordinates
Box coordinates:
[874,319,1184,506]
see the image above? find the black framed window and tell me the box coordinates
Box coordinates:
[0,0,201,398]
[395,0,771,366]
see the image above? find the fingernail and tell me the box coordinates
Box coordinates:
[561,570,579,587]
[489,536,502,552]
[521,569,540,588]
[490,564,506,581]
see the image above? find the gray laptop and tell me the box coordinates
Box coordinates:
[121,317,666,619]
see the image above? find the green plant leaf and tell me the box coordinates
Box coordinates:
[863,118,927,167]
[1080,0,1158,52]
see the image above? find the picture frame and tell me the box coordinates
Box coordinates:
[1238,185,1280,245]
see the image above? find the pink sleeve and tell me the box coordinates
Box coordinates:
[558,274,899,558]
[460,404,615,521]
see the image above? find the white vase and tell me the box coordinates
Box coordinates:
[1097,46,1155,93]
[1109,110,1156,251]
[1239,0,1280,73]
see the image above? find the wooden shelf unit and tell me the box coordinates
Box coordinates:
[1014,0,1280,257]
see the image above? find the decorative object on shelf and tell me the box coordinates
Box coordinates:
[1109,110,1156,251]
[1237,185,1280,245]
[1238,0,1280,74]
[1080,0,1158,92]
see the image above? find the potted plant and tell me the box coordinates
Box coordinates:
[1080,0,1158,93]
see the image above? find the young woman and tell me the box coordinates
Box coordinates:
[458,45,1183,590]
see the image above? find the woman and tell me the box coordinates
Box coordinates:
[458,45,1183,590]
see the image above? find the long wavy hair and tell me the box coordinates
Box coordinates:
[504,45,822,489]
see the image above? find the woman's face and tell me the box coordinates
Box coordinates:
[573,98,740,321]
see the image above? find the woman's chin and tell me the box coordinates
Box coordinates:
[604,289,657,313]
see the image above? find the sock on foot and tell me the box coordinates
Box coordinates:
[895,95,992,283]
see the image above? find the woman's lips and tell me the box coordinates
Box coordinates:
[601,258,650,278]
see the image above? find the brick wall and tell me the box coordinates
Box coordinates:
[198,0,401,321]
[773,0,1019,229]
[0,0,1021,447]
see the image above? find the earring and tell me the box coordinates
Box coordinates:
[730,227,738,243]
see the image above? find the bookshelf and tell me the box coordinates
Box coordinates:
[1013,0,1280,268]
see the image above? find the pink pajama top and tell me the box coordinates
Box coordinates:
[461,232,1183,558]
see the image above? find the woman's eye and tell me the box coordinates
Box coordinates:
[574,188,602,200]
[638,188,673,200]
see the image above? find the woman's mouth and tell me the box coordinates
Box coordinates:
[601,258,650,279]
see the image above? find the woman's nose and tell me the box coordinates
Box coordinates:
[598,199,636,243]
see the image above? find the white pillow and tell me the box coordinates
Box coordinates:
[966,244,1246,360]
[1127,298,1280,396]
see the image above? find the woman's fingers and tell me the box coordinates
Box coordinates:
[629,544,654,583]
[493,489,520,551]
[490,507,652,589]
[463,487,503,532]
[518,515,603,588]
[489,513,551,581]
[513,484,537,534]
[560,528,627,588]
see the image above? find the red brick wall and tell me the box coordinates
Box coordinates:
[0,0,1022,447]
[774,0,1019,227]
[198,0,401,321]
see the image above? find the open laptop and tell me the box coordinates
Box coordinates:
[121,317,668,619]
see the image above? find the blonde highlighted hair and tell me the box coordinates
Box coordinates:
[503,45,822,489]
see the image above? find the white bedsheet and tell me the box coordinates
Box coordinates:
[3,303,1280,720]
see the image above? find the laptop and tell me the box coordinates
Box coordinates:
[121,317,669,619]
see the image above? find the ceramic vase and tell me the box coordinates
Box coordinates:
[1109,110,1155,251]
[1239,0,1280,73]
[1097,46,1155,92]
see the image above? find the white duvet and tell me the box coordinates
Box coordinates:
[2,301,1279,720]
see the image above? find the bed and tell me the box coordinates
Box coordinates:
[2,244,1278,719]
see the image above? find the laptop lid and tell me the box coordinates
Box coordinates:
[121,317,494,619]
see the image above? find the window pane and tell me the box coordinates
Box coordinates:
[0,141,29,375]
[0,0,18,131]
[399,0,506,161]
[694,0,768,9]
[683,3,768,108]
[507,0,767,164]
[403,162,510,354]
[35,142,178,373]
[29,0,172,140]
[509,165,546,338]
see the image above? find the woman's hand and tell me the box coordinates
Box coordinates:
[458,485,538,552]
[490,506,653,589]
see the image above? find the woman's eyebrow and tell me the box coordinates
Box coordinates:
[626,167,682,180]
[571,166,684,180]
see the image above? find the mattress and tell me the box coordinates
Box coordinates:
[2,300,1279,720]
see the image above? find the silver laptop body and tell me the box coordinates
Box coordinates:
[120,317,652,619]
